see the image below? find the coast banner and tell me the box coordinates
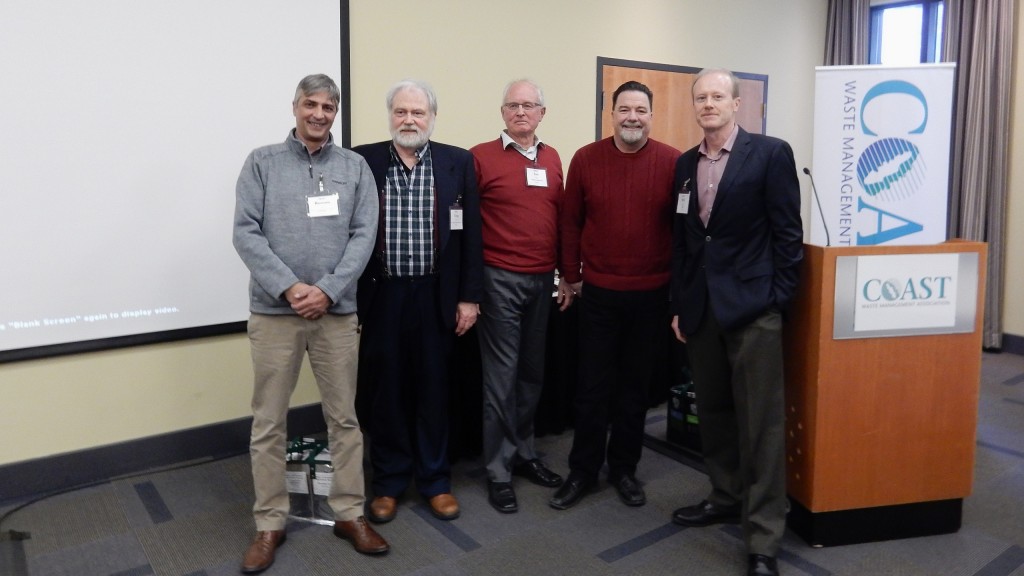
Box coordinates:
[810,64,955,247]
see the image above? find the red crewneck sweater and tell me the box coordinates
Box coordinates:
[559,137,680,291]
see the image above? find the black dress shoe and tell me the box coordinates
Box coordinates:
[488,481,518,513]
[549,475,592,510]
[611,475,646,507]
[513,459,563,487]
[748,554,779,576]
[671,500,741,526]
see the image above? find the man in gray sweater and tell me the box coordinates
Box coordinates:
[232,74,387,573]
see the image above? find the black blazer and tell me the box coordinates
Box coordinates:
[670,127,804,334]
[352,140,483,330]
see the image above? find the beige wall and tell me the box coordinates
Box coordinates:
[348,1,824,170]
[5,0,1015,468]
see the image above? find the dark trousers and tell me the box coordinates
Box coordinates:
[360,276,453,498]
[477,266,553,482]
[568,284,668,481]
[686,306,786,556]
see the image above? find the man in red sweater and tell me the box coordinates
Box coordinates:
[551,81,680,510]
[470,79,569,514]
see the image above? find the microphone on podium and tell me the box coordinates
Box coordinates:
[802,167,831,247]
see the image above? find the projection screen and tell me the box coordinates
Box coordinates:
[0,0,346,361]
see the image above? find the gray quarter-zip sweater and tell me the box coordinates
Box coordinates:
[233,130,378,315]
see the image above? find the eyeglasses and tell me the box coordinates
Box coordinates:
[502,102,541,112]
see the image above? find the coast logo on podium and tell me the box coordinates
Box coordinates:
[860,274,953,306]
[853,253,959,331]
[812,65,954,247]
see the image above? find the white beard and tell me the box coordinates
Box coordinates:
[391,121,434,150]
[618,125,645,145]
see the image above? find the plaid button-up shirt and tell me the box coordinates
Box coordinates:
[384,143,436,277]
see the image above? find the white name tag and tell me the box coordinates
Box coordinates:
[526,167,548,187]
[450,206,464,230]
[676,192,690,214]
[307,193,340,217]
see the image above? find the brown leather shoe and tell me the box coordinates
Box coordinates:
[367,496,397,524]
[240,530,286,574]
[333,516,390,555]
[428,493,460,520]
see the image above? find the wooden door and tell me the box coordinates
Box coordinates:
[598,58,767,152]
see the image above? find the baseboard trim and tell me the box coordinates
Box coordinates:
[0,404,326,506]
[1002,333,1024,356]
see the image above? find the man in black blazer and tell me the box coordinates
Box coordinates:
[353,79,483,525]
[669,69,803,576]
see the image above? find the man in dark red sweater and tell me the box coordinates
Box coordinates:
[470,79,569,514]
[551,80,680,510]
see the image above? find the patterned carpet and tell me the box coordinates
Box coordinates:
[1,351,1022,576]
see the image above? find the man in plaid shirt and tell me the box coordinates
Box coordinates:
[353,79,483,525]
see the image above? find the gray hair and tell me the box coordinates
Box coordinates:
[693,68,741,98]
[293,74,341,105]
[386,79,438,114]
[502,79,545,107]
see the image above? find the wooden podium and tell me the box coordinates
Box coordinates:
[783,240,987,546]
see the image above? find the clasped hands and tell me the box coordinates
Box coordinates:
[287,282,330,320]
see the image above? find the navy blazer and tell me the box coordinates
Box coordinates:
[352,140,483,330]
[670,127,803,334]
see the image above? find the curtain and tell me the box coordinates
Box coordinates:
[824,0,870,65]
[826,0,1012,348]
[944,0,1014,349]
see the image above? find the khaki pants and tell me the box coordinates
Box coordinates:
[247,313,365,530]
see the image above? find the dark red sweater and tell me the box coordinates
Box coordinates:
[471,138,564,273]
[559,137,680,291]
